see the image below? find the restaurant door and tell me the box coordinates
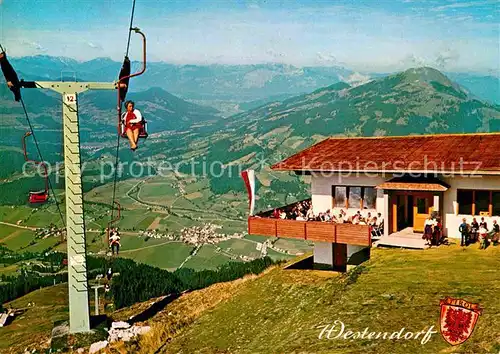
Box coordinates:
[391,192,434,233]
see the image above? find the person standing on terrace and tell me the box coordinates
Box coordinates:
[489,220,499,245]
[471,218,479,243]
[423,215,435,245]
[459,218,469,247]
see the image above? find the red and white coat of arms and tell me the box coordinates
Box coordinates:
[440,297,482,346]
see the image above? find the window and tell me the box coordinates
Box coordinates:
[334,187,347,208]
[349,187,362,209]
[416,198,427,214]
[494,192,500,217]
[475,191,490,214]
[363,187,377,209]
[332,186,377,209]
[457,190,473,215]
[457,189,500,216]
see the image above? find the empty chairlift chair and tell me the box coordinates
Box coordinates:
[22,132,49,204]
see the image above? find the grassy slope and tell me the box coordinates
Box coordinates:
[138,245,500,354]
[0,284,69,354]
[2,245,499,353]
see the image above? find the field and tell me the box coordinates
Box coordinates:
[120,241,194,270]
[182,244,240,270]
[0,227,39,251]
[0,263,20,276]
[218,238,262,258]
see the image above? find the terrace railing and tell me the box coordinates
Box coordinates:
[248,218,371,246]
[249,199,372,246]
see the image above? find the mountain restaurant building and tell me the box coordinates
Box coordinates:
[247,133,500,270]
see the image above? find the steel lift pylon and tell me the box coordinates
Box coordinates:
[25,81,117,333]
[1,25,146,334]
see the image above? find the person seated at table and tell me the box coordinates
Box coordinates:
[306,206,315,221]
[359,217,368,225]
[296,211,306,221]
[370,217,384,238]
[378,218,385,233]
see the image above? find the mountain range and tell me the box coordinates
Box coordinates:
[0,64,499,207]
[155,66,499,206]
[9,56,500,107]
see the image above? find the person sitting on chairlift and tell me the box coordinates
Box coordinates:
[106,267,113,281]
[122,100,143,151]
[109,228,121,255]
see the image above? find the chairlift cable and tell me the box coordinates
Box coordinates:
[125,0,137,57]
[19,98,66,228]
[109,131,121,223]
[110,0,138,225]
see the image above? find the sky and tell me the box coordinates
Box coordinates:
[1,0,499,74]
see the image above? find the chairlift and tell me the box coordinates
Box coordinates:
[116,27,148,141]
[22,132,49,204]
[106,201,121,243]
[120,119,148,139]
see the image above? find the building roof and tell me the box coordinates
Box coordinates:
[376,176,450,192]
[271,133,500,175]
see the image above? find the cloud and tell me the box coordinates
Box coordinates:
[316,52,339,65]
[399,54,428,68]
[435,49,460,69]
[265,49,286,59]
[86,41,103,50]
[247,3,260,10]
[21,40,47,53]
[431,0,497,11]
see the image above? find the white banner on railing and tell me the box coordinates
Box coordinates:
[241,169,255,216]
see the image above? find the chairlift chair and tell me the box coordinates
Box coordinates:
[116,29,148,141]
[22,132,49,204]
[120,119,148,139]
